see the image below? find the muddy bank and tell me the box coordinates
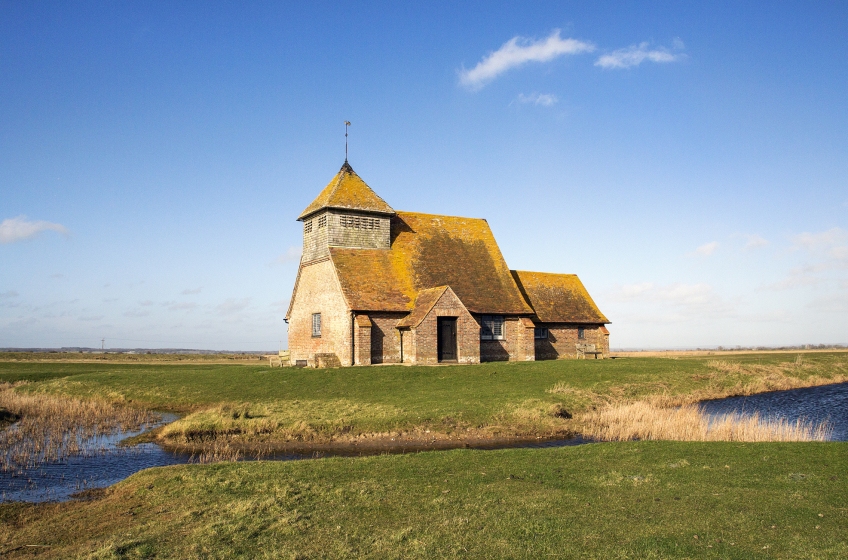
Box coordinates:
[158,430,587,458]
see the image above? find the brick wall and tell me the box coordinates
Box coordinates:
[408,289,479,364]
[479,317,535,362]
[288,259,352,366]
[534,324,609,359]
[354,314,372,366]
[369,312,405,363]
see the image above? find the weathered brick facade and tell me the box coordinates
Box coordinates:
[286,162,611,367]
[287,258,351,367]
[369,312,405,363]
[403,288,479,365]
[477,316,536,362]
[534,324,610,359]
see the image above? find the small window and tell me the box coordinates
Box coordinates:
[312,313,322,337]
[317,215,326,229]
[534,327,548,340]
[340,215,380,229]
[480,315,505,340]
[578,327,585,340]
[304,220,313,234]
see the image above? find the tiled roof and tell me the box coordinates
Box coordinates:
[396,286,449,328]
[298,162,395,220]
[511,270,609,324]
[330,212,534,315]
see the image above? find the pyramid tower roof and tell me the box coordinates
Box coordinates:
[297,161,395,221]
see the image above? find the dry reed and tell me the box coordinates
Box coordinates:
[0,383,157,473]
[580,401,831,442]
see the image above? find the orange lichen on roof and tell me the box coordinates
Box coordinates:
[330,212,533,315]
[396,286,449,328]
[298,162,395,220]
[511,270,609,324]
[331,248,412,312]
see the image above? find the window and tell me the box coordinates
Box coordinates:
[312,313,322,337]
[578,327,585,340]
[480,315,504,340]
[317,215,326,229]
[304,220,313,234]
[534,327,548,340]
[340,215,380,230]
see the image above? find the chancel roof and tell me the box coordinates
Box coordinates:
[298,162,395,221]
[510,271,609,324]
[330,212,533,315]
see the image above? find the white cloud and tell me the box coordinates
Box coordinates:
[0,291,18,299]
[790,227,847,259]
[459,29,594,90]
[0,215,68,244]
[744,234,769,250]
[595,42,684,70]
[78,315,104,322]
[181,287,202,295]
[689,241,718,257]
[516,92,558,106]
[275,246,302,264]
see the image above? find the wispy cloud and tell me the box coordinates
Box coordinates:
[275,246,302,264]
[459,29,594,90]
[766,227,848,290]
[595,41,684,70]
[181,287,202,295]
[744,234,769,250]
[0,291,18,299]
[516,92,558,106]
[78,315,104,322]
[688,241,718,257]
[0,215,68,244]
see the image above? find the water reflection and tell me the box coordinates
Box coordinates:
[699,382,848,441]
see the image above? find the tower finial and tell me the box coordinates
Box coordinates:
[344,121,351,162]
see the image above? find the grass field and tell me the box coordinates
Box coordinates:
[1,353,847,558]
[1,441,846,558]
[1,352,846,448]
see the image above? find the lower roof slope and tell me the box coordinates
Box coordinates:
[331,212,533,315]
[510,270,609,324]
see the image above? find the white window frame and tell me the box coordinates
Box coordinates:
[312,313,322,337]
[480,315,505,341]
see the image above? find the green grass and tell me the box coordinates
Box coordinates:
[2,353,846,444]
[2,442,846,558]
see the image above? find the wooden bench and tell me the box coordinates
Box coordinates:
[576,343,603,360]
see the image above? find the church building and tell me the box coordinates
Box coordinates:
[285,162,610,367]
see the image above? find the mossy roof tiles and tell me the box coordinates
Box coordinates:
[330,212,533,315]
[396,286,450,328]
[298,162,395,220]
[511,270,609,324]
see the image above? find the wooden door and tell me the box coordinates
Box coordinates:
[438,317,457,362]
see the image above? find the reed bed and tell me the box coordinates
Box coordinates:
[580,401,832,442]
[0,383,157,473]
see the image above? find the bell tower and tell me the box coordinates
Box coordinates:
[298,162,395,263]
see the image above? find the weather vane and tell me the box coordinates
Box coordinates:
[344,121,351,162]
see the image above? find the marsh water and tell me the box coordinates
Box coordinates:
[2,382,846,503]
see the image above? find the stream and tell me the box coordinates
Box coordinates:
[2,382,846,503]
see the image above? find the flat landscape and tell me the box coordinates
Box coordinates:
[1,352,847,557]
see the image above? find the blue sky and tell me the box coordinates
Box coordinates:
[2,1,847,350]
